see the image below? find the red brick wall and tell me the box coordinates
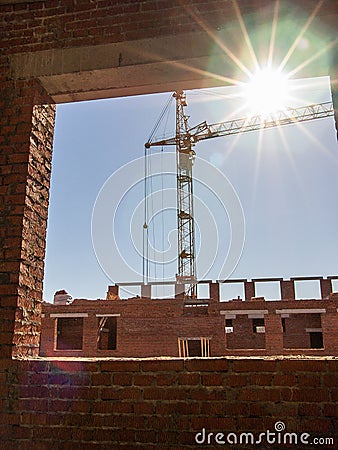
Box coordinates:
[40,295,338,357]
[0,357,336,448]
[40,298,226,357]
[0,79,55,358]
[226,315,266,349]
[2,0,335,54]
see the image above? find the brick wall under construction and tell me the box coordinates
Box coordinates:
[40,279,338,358]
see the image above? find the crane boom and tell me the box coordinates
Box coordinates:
[147,101,334,147]
[145,94,334,300]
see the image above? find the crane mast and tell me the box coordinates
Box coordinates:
[145,93,334,300]
[174,91,197,298]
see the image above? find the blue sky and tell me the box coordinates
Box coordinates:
[43,76,338,302]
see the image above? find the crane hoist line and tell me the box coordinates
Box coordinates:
[145,90,334,300]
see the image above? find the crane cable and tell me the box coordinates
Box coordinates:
[143,94,174,286]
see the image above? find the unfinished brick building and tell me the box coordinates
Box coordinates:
[40,277,338,358]
[1,1,337,448]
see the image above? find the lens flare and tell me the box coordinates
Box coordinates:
[243,68,290,115]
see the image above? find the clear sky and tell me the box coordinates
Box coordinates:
[43,76,338,303]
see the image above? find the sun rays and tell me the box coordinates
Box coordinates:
[179,0,335,166]
[242,68,291,115]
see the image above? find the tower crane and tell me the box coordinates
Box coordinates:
[145,91,334,300]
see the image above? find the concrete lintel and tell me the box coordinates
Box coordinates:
[276,308,326,314]
[95,314,121,317]
[37,57,231,103]
[9,32,237,103]
[10,32,215,79]
[220,309,268,316]
[179,336,212,341]
[50,313,88,318]
[305,328,322,332]
[9,27,335,103]
[223,314,236,319]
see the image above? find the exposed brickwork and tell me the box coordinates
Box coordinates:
[0,76,55,358]
[1,0,335,55]
[0,0,336,358]
[226,314,265,350]
[40,282,338,358]
[0,357,337,448]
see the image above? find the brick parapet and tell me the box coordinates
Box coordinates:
[0,357,336,447]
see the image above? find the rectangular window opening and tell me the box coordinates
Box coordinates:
[197,283,209,299]
[151,284,175,299]
[220,282,244,302]
[331,278,338,293]
[178,337,210,357]
[97,316,117,350]
[255,281,281,300]
[309,331,323,349]
[225,318,234,333]
[39,78,336,360]
[294,280,321,300]
[283,313,323,349]
[56,317,83,350]
[252,318,265,333]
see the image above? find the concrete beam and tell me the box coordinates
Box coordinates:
[9,25,336,103]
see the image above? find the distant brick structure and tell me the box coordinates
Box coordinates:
[0,1,337,448]
[40,277,338,358]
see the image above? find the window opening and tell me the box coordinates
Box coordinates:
[220,282,245,302]
[97,316,117,350]
[283,313,323,349]
[225,318,234,333]
[253,318,265,333]
[254,281,281,300]
[294,280,321,299]
[44,77,336,308]
[310,331,323,349]
[178,337,210,357]
[56,317,83,350]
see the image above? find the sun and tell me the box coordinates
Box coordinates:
[243,68,291,115]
